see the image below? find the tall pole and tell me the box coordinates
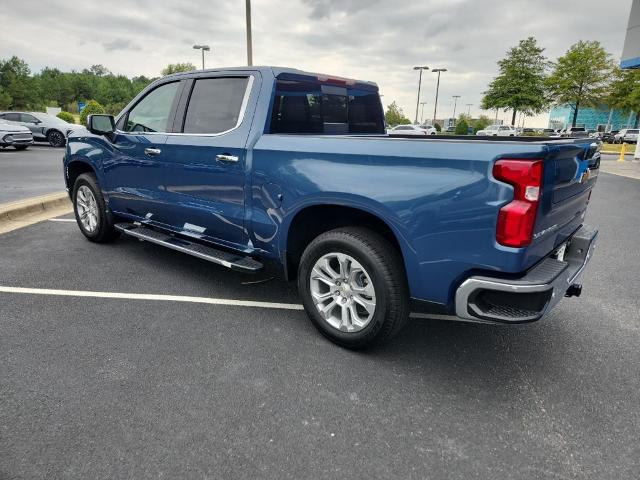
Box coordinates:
[413,66,428,124]
[466,103,472,116]
[193,45,210,69]
[431,68,446,124]
[246,0,253,66]
[420,102,427,124]
[452,95,461,119]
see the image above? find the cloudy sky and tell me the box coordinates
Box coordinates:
[1,0,634,126]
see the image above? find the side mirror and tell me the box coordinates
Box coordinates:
[87,114,115,136]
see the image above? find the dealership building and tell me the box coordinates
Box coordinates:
[549,1,639,132]
[548,106,637,131]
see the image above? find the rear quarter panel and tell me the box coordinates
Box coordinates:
[250,135,555,306]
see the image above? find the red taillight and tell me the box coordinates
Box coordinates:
[493,159,543,247]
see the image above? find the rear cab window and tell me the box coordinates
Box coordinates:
[269,73,384,135]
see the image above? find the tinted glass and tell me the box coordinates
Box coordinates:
[183,77,249,134]
[125,81,179,133]
[21,114,38,123]
[628,129,639,134]
[270,79,384,135]
[5,113,21,121]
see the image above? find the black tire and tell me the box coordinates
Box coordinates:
[47,129,66,147]
[14,145,28,150]
[298,227,409,349]
[72,173,120,243]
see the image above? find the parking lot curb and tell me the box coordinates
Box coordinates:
[0,192,72,234]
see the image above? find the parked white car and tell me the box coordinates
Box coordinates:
[614,128,639,144]
[388,124,436,135]
[0,120,33,150]
[476,125,516,136]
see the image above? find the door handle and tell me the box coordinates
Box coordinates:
[216,154,239,163]
[144,147,162,156]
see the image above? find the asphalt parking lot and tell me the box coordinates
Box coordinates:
[0,144,65,203]
[1,172,639,479]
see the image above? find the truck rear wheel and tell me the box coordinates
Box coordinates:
[72,173,120,243]
[298,227,409,349]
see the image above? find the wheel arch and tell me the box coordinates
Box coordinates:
[65,160,97,193]
[281,201,416,283]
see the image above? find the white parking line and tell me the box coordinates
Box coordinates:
[48,218,76,222]
[0,286,304,311]
[0,285,459,321]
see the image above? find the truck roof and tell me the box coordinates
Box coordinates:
[162,66,379,89]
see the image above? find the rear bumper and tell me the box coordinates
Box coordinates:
[455,225,597,323]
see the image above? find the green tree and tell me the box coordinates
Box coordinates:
[79,100,106,126]
[454,118,469,135]
[0,85,11,109]
[433,122,441,132]
[607,67,640,128]
[384,101,411,126]
[481,37,550,126]
[547,40,614,127]
[0,56,38,108]
[161,63,196,76]
[472,114,492,133]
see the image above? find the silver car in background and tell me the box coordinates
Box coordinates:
[614,128,639,143]
[0,111,78,147]
[0,120,33,150]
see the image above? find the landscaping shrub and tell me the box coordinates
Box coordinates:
[56,111,75,124]
[79,100,105,126]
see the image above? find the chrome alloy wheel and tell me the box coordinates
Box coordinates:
[76,185,99,233]
[310,252,377,332]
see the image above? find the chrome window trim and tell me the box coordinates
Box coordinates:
[114,75,255,138]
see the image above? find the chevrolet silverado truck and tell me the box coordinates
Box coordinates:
[63,67,600,348]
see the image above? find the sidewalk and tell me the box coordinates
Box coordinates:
[600,158,640,180]
[0,192,72,234]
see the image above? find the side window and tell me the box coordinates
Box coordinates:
[182,77,249,134]
[21,114,38,123]
[5,113,21,122]
[124,81,180,133]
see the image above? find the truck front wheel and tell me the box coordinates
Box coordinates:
[72,173,120,243]
[298,227,409,349]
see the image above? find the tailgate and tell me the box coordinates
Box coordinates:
[532,140,600,255]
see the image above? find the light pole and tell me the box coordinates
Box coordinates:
[193,44,210,69]
[466,103,473,116]
[420,101,427,124]
[245,0,253,66]
[413,66,429,124]
[452,95,461,119]
[431,68,447,125]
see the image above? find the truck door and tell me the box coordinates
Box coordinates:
[106,80,182,219]
[158,74,256,247]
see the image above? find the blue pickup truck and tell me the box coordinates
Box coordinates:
[63,66,599,348]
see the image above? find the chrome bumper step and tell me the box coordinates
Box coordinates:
[115,223,263,273]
